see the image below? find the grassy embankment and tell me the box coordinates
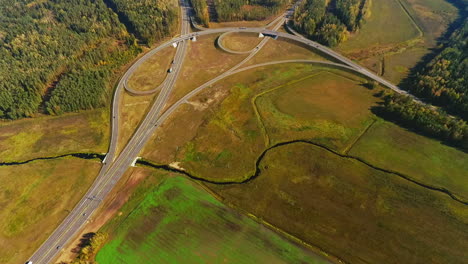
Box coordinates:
[96,175,328,264]
[0,158,101,264]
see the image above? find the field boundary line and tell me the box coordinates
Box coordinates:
[197,183,346,264]
[342,118,378,155]
[251,72,324,147]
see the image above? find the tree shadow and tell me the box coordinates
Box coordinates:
[71,232,96,254]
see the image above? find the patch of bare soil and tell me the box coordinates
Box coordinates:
[55,167,151,263]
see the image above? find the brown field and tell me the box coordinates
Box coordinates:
[0,110,109,162]
[127,46,176,91]
[0,158,100,264]
[244,37,332,67]
[165,34,247,107]
[117,92,158,154]
[221,32,262,52]
[206,142,468,264]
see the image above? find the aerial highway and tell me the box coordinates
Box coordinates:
[28,0,428,262]
[27,1,191,263]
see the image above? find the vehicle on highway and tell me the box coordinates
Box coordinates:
[168,68,173,73]
[26,261,32,264]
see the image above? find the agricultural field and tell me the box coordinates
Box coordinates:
[255,72,378,150]
[0,110,109,163]
[0,158,100,264]
[96,175,328,264]
[338,0,421,53]
[143,63,377,181]
[348,121,468,200]
[206,142,468,264]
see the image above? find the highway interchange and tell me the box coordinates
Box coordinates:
[28,0,425,263]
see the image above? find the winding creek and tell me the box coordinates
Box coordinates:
[3,140,466,206]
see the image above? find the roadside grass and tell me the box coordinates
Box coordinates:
[206,142,468,264]
[221,32,262,52]
[126,46,176,92]
[382,47,429,83]
[244,37,333,67]
[255,72,378,151]
[166,34,247,107]
[0,158,100,264]
[348,120,468,200]
[117,92,158,155]
[337,0,421,53]
[96,175,328,264]
[0,110,109,163]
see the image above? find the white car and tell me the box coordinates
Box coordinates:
[26,261,33,264]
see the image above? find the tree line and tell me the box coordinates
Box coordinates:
[189,0,210,27]
[0,0,178,120]
[376,92,468,151]
[408,19,468,121]
[291,0,370,46]
[213,0,289,22]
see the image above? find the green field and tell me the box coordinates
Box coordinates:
[0,109,109,163]
[255,72,378,151]
[338,0,421,53]
[143,64,377,182]
[207,142,468,264]
[0,158,100,264]
[348,121,468,200]
[96,176,328,264]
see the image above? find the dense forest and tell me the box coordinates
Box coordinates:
[377,92,468,151]
[291,0,370,46]
[189,0,210,27]
[409,19,468,120]
[106,0,179,45]
[0,0,177,120]
[213,0,289,22]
